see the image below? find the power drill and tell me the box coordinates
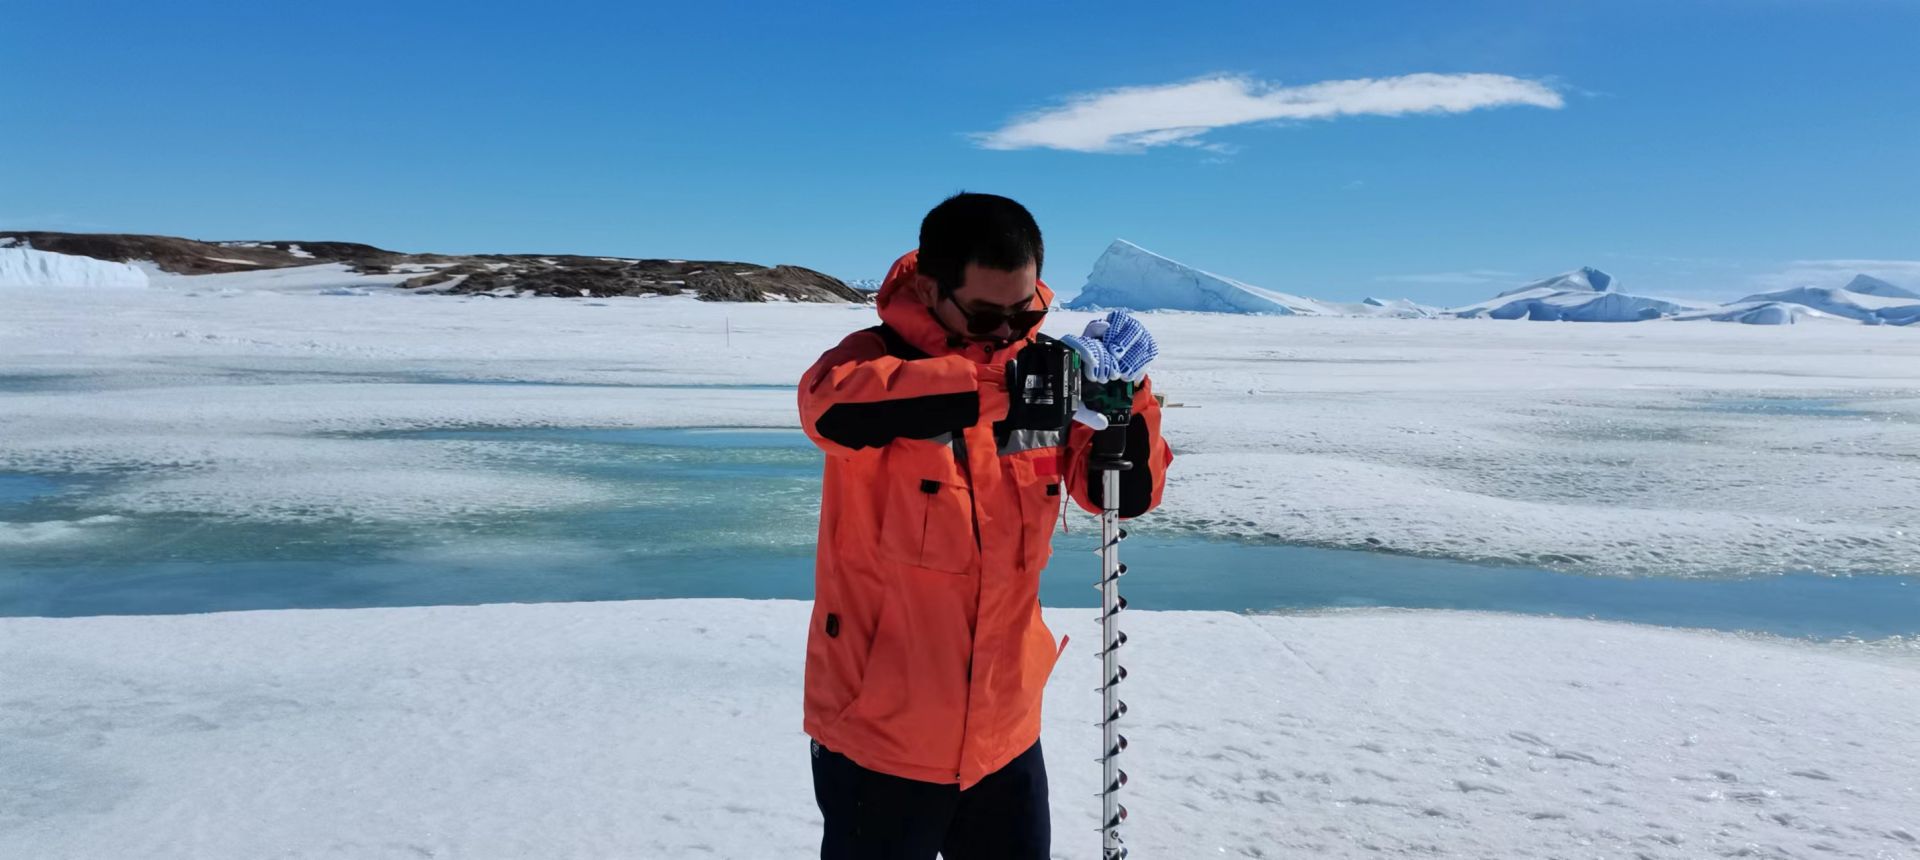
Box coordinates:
[1001,335,1134,465]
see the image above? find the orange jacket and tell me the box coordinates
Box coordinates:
[798,250,1171,788]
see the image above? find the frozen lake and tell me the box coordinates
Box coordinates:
[4,425,1915,640]
[4,287,1919,634]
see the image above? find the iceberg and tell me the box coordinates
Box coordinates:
[1840,274,1920,300]
[1067,239,1335,315]
[1674,301,1835,326]
[1493,266,1614,297]
[1448,268,1698,321]
[1730,285,1920,325]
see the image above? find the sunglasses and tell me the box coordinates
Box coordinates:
[944,293,1049,336]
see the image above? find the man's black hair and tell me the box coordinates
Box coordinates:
[917,192,1044,296]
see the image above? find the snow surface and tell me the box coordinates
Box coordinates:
[2,600,1916,859]
[134,261,427,295]
[0,247,149,289]
[3,282,1918,576]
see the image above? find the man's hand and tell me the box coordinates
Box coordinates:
[1061,311,1159,384]
[1061,312,1158,430]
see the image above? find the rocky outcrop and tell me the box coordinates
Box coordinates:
[441,259,861,302]
[685,270,760,302]
[0,231,868,303]
[0,232,416,275]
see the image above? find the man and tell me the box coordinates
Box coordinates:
[796,192,1172,859]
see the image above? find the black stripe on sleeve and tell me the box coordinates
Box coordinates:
[814,391,980,450]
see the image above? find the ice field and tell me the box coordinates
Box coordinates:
[4,279,1917,581]
[3,278,1919,857]
[5,601,1919,859]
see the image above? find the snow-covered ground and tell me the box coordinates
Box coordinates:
[4,271,1920,857]
[2,601,1916,859]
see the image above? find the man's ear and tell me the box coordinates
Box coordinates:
[912,273,939,306]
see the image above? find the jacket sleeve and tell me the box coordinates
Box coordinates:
[1065,376,1172,519]
[798,329,991,458]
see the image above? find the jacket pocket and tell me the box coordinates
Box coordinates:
[819,587,894,730]
[877,439,976,574]
[1009,448,1064,571]
[831,568,977,769]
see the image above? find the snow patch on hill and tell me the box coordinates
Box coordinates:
[0,247,150,289]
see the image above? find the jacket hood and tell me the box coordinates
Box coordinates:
[874,250,1055,362]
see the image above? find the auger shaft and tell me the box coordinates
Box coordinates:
[1097,466,1129,859]
[1074,371,1137,859]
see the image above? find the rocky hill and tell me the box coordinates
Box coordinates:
[0,231,868,303]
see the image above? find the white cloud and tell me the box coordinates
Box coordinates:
[1748,259,1920,293]
[975,73,1564,154]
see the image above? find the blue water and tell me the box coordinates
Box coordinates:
[390,376,791,391]
[0,365,794,393]
[0,474,64,507]
[1079,537,1920,640]
[399,426,815,450]
[0,374,89,394]
[1683,396,1909,422]
[3,429,1916,641]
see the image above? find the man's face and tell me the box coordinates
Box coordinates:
[925,261,1040,345]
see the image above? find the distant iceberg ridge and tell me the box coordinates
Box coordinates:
[1066,239,1918,326]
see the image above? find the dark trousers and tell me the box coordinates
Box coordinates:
[810,738,1051,860]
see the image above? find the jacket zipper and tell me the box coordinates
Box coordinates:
[949,430,984,781]
[949,433,984,553]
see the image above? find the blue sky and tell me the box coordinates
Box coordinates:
[4,0,1915,305]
